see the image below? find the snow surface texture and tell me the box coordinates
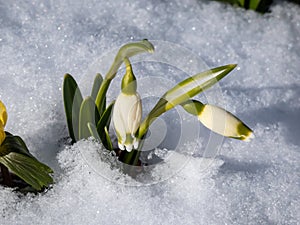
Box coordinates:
[0,0,299,224]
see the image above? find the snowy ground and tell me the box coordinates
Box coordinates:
[0,0,299,224]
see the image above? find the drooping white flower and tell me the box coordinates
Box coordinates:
[198,104,254,141]
[113,58,142,152]
[181,100,254,141]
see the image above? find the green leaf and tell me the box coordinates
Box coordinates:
[104,127,113,151]
[249,0,260,9]
[95,39,154,114]
[91,73,105,124]
[0,153,53,190]
[0,135,53,190]
[79,97,99,140]
[63,74,83,142]
[91,73,103,102]
[1,133,33,158]
[87,123,113,151]
[87,122,100,141]
[96,101,114,150]
[138,64,237,138]
[238,0,245,6]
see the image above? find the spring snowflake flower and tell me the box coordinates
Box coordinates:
[113,58,142,152]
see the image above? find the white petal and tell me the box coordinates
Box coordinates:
[133,139,139,149]
[113,94,127,140]
[198,105,253,140]
[126,144,133,152]
[128,94,142,134]
[113,92,142,149]
[118,142,125,150]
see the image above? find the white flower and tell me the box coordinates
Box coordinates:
[181,100,254,141]
[198,104,254,141]
[113,92,142,151]
[112,58,142,152]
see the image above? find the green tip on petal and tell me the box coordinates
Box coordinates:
[197,104,254,141]
[181,101,254,142]
[236,123,255,142]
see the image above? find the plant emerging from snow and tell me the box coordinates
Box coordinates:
[63,40,253,168]
[0,100,53,191]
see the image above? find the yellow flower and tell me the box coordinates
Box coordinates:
[0,100,8,145]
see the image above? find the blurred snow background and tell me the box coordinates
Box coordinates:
[0,0,299,224]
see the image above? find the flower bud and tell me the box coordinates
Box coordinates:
[181,100,254,141]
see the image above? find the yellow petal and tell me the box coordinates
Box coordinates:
[198,105,254,141]
[0,124,5,145]
[0,100,8,127]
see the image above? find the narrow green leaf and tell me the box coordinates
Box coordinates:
[249,0,260,9]
[91,73,103,102]
[88,123,113,151]
[104,127,113,151]
[238,0,245,6]
[79,97,99,140]
[63,74,83,142]
[95,39,154,114]
[87,122,100,141]
[91,73,105,124]
[97,101,114,132]
[96,101,114,150]
[138,64,237,138]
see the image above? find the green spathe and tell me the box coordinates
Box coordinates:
[121,58,137,95]
[95,40,154,114]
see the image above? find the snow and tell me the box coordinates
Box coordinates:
[0,0,299,224]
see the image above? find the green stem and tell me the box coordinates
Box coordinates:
[95,78,112,115]
[95,40,154,115]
